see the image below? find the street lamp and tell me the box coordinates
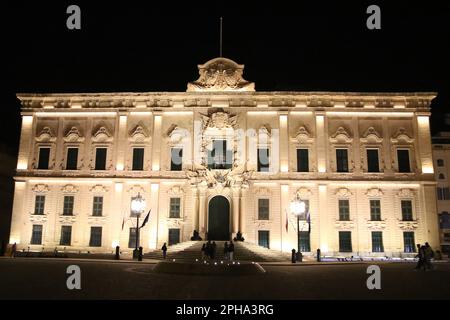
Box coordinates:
[131,192,146,259]
[290,194,305,261]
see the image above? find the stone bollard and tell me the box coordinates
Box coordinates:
[291,249,296,264]
[316,248,321,262]
[138,246,143,261]
[298,251,303,262]
[115,246,120,260]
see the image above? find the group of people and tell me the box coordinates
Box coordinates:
[415,242,434,271]
[201,240,235,261]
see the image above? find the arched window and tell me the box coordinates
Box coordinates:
[437,159,445,167]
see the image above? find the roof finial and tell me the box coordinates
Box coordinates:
[219,17,223,57]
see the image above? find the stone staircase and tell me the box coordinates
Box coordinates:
[144,241,292,262]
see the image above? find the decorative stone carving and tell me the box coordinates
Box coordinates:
[330,127,353,143]
[92,126,113,143]
[167,125,188,144]
[291,126,313,144]
[32,184,50,193]
[167,186,184,196]
[201,111,238,130]
[366,220,387,230]
[89,185,108,193]
[335,220,355,230]
[254,187,271,197]
[295,187,312,199]
[391,127,413,144]
[365,188,383,197]
[398,220,419,230]
[360,127,383,143]
[187,57,255,92]
[396,188,412,198]
[63,127,85,143]
[127,185,146,195]
[35,127,56,142]
[335,188,352,198]
[129,125,149,143]
[61,184,79,193]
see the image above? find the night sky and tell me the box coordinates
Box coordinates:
[3,1,450,155]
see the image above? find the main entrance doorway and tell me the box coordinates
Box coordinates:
[207,196,230,240]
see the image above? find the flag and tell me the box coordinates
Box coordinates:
[140,209,151,229]
[307,211,311,234]
[285,209,289,233]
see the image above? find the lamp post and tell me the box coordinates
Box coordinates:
[130,192,146,259]
[290,194,305,261]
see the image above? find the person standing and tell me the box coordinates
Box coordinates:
[212,241,217,260]
[424,242,434,270]
[11,242,17,258]
[414,244,425,270]
[161,242,167,259]
[206,240,212,260]
[228,241,235,261]
[223,242,229,260]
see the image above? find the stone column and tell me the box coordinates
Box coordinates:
[192,187,199,232]
[279,113,289,173]
[9,181,27,248]
[240,187,248,236]
[111,182,123,249]
[232,187,241,235]
[152,113,162,171]
[115,114,128,171]
[149,183,160,249]
[280,184,290,252]
[315,113,327,173]
[16,115,34,170]
[420,183,440,250]
[318,184,329,254]
[198,185,207,238]
[416,114,434,174]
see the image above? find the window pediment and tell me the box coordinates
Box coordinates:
[61,184,79,193]
[89,185,109,193]
[391,127,413,144]
[36,127,56,143]
[365,188,383,197]
[294,187,312,199]
[291,126,313,144]
[335,187,353,198]
[330,127,353,144]
[92,126,113,143]
[32,184,50,193]
[63,127,85,143]
[360,127,383,144]
[129,125,149,143]
[167,125,188,145]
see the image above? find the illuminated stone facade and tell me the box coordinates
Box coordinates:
[9,57,440,256]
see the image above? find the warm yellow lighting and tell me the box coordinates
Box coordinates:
[279,115,288,124]
[256,103,269,108]
[115,183,123,192]
[422,165,434,174]
[116,163,124,171]
[22,115,33,125]
[320,244,329,252]
[417,116,429,126]
[334,104,345,108]
[152,164,160,171]
[130,111,152,116]
[9,237,20,245]
[111,240,120,248]
[326,111,413,117]
[151,183,159,192]
[163,111,193,115]
[364,104,375,108]
[280,165,289,172]
[319,184,327,192]
[294,103,307,108]
[17,161,28,170]
[28,179,113,184]
[290,111,313,115]
[35,112,116,117]
[135,102,147,108]
[247,111,277,115]
[281,185,289,193]
[318,164,326,173]
[70,103,82,109]
[394,104,405,109]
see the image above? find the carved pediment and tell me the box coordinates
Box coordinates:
[129,125,149,143]
[391,127,413,144]
[365,188,383,197]
[360,127,383,144]
[330,127,353,143]
[36,127,56,142]
[292,126,313,144]
[202,111,238,130]
[32,184,50,193]
[63,127,85,143]
[89,185,109,193]
[187,57,255,92]
[61,184,79,193]
[258,125,272,144]
[254,187,271,196]
[92,126,113,143]
[396,188,414,198]
[295,187,312,199]
[167,186,184,196]
[167,125,188,144]
[127,185,146,195]
[335,188,353,198]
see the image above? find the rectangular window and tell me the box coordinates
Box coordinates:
[370,200,381,221]
[95,148,107,170]
[89,227,102,247]
[403,232,416,253]
[208,140,232,169]
[296,149,309,172]
[257,148,270,172]
[168,228,180,246]
[30,225,43,245]
[170,148,183,171]
[128,227,137,248]
[367,149,380,172]
[66,148,78,170]
[258,199,270,220]
[338,199,350,221]
[437,187,443,200]
[92,196,103,217]
[371,231,384,252]
[299,231,311,252]
[34,195,45,215]
[397,149,411,173]
[444,187,450,200]
[169,198,181,218]
[63,196,74,216]
[60,226,72,246]
[38,147,50,170]
[132,148,144,171]
[258,230,270,249]
[336,149,349,172]
[401,200,413,221]
[339,231,352,252]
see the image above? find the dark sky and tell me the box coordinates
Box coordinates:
[3,1,450,155]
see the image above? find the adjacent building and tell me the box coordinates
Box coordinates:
[9,57,440,256]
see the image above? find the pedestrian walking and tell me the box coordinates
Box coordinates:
[212,241,217,260]
[201,243,206,260]
[414,244,425,270]
[223,242,229,260]
[161,242,167,259]
[424,242,434,270]
[206,240,212,260]
[11,242,17,258]
[228,241,235,261]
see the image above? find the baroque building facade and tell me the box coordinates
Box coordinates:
[9,57,440,256]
